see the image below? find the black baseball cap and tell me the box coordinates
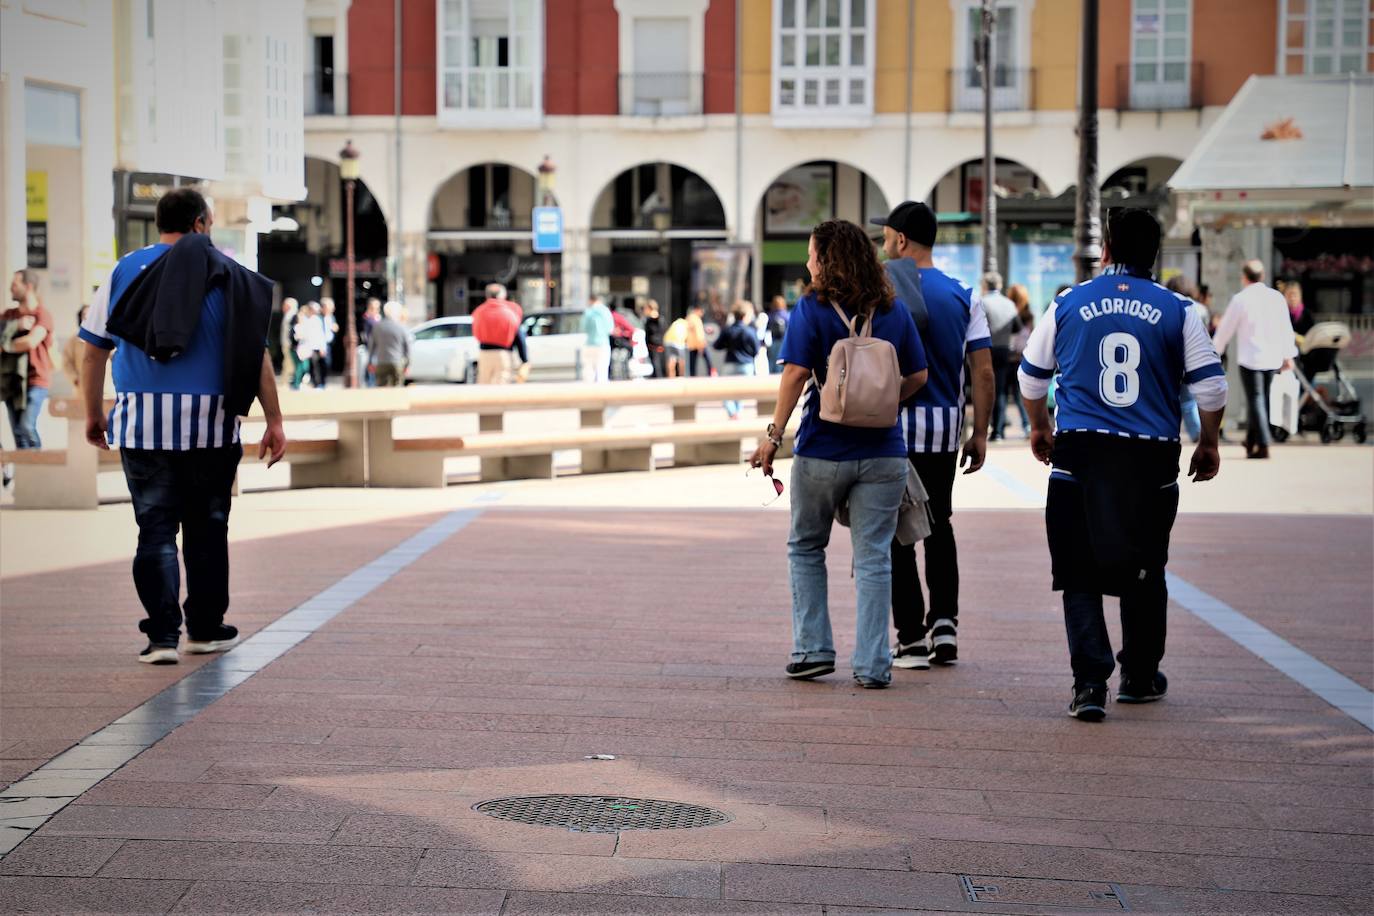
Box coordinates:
[870,201,937,247]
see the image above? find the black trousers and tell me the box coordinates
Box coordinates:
[890,450,959,644]
[1240,367,1275,449]
[122,445,242,646]
[989,345,1011,439]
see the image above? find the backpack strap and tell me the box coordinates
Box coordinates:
[831,303,859,337]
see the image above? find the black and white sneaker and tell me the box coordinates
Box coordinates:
[1068,685,1108,721]
[892,639,931,670]
[185,625,240,655]
[930,618,958,665]
[853,675,889,689]
[138,644,179,665]
[1117,671,1168,704]
[785,660,835,680]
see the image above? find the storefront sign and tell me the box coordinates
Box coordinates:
[764,164,834,235]
[532,206,564,253]
[26,170,48,268]
[328,257,386,277]
[931,244,982,288]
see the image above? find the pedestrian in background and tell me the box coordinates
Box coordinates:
[1166,276,1209,443]
[685,303,714,377]
[473,283,523,384]
[642,299,665,379]
[1282,281,1314,336]
[368,301,411,386]
[750,219,928,689]
[277,297,298,383]
[871,201,993,669]
[663,313,689,377]
[61,305,91,395]
[980,272,1021,441]
[78,187,286,664]
[361,298,382,386]
[714,299,760,418]
[2,269,55,461]
[1212,260,1297,459]
[1006,283,1033,437]
[291,302,322,390]
[580,295,614,383]
[317,298,338,382]
[766,296,790,374]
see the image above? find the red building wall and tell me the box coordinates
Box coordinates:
[545,0,619,115]
[348,0,437,115]
[703,0,737,115]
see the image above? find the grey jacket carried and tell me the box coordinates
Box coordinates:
[835,461,932,546]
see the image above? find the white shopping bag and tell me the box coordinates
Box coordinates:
[1269,369,1301,437]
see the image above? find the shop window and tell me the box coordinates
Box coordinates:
[24,83,81,148]
[773,0,875,122]
[438,0,542,127]
[1129,0,1192,109]
[1280,0,1371,75]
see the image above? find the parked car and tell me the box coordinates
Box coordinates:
[405,316,478,384]
[520,308,652,381]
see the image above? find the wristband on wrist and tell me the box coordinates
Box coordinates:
[765,422,783,448]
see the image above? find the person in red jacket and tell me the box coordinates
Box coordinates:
[471,283,525,384]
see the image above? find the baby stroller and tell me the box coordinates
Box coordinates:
[1270,321,1367,444]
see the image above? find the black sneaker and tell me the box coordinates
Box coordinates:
[185,624,240,654]
[853,675,889,689]
[1117,671,1168,704]
[930,618,958,665]
[1068,685,1108,721]
[138,644,179,665]
[785,660,835,680]
[892,639,931,670]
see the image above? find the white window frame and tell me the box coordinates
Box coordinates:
[1278,0,1371,75]
[951,0,1034,112]
[772,0,876,126]
[1128,0,1192,110]
[615,0,708,117]
[437,0,544,129]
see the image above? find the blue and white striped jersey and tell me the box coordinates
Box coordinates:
[79,244,240,450]
[898,267,992,453]
[1018,265,1227,441]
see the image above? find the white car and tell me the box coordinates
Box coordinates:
[520,309,652,381]
[405,317,478,384]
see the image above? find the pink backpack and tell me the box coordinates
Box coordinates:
[818,303,902,428]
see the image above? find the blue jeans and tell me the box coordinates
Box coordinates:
[5,385,48,449]
[788,454,908,684]
[722,361,755,417]
[1179,385,1201,442]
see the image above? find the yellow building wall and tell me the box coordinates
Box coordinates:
[1032,0,1079,110]
[913,0,955,112]
[741,0,773,114]
[874,0,914,112]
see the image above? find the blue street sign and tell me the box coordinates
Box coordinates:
[532,206,563,254]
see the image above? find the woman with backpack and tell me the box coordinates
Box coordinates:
[749,220,928,689]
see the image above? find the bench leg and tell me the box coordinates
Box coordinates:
[290,419,366,488]
[14,450,99,510]
[367,421,447,488]
[674,440,744,467]
[481,454,555,482]
[585,446,654,474]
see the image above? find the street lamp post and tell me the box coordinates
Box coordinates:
[538,155,557,309]
[339,140,361,389]
[979,0,998,277]
[1075,0,1103,282]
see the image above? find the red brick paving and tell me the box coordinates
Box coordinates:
[1,508,1371,914]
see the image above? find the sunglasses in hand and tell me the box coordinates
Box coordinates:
[746,468,785,506]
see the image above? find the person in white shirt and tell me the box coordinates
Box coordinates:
[1212,260,1297,459]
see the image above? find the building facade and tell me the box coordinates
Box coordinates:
[300,0,1374,321]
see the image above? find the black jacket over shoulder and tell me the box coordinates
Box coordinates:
[107,234,273,417]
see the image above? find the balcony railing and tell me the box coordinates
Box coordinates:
[949,67,1035,113]
[619,72,703,117]
[1115,62,1204,111]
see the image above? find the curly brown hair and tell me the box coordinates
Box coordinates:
[807,219,894,315]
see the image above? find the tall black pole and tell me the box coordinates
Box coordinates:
[1075,0,1102,282]
[980,0,997,277]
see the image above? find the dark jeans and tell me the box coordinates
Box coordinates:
[688,348,712,377]
[122,445,242,646]
[310,354,327,389]
[1063,572,1168,689]
[989,346,1011,438]
[1240,367,1275,449]
[649,348,666,379]
[5,385,48,449]
[890,449,959,644]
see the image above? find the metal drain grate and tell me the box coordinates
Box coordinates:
[473,795,731,833]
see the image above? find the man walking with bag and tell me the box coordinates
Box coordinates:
[79,188,287,664]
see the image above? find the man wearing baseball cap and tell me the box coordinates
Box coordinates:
[873,201,995,670]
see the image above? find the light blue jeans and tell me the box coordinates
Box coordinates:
[722,360,755,417]
[788,454,908,684]
[1179,384,1201,442]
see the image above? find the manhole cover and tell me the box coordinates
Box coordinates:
[473,795,731,833]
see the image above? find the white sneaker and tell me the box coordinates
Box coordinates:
[892,639,931,669]
[138,645,179,665]
[185,625,239,654]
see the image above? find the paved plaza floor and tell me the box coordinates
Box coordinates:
[0,442,1370,914]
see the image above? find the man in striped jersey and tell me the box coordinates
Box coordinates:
[873,202,995,670]
[78,188,287,665]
